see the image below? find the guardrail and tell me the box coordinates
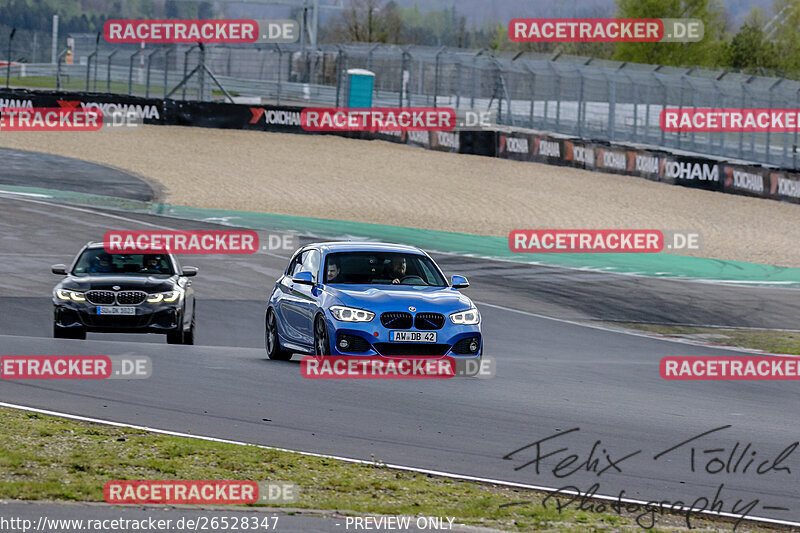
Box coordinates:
[5,37,800,168]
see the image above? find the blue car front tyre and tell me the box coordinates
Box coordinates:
[314,315,331,355]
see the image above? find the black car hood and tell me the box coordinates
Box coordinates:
[60,275,177,292]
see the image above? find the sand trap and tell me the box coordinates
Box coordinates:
[1,125,798,267]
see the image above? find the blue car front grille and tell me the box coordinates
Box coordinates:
[380,312,413,329]
[414,312,445,330]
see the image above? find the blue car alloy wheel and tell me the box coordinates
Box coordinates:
[266,242,482,359]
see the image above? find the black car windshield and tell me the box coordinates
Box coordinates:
[72,249,175,276]
[324,252,446,286]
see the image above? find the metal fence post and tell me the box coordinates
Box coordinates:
[555,69,561,130]
[92,33,100,91]
[335,45,342,107]
[658,74,666,147]
[689,79,697,149]
[6,28,15,89]
[645,73,652,144]
[676,76,685,150]
[145,48,159,98]
[164,47,172,99]
[782,94,790,167]
[766,78,783,165]
[197,43,206,101]
[607,74,615,140]
[182,45,196,100]
[128,49,141,95]
[738,81,746,158]
[630,73,638,140]
[524,64,536,128]
[368,43,379,103]
[106,49,118,93]
[433,46,445,108]
[85,49,95,91]
[576,67,584,137]
[709,80,720,155]
[276,45,282,105]
[56,48,67,90]
[455,62,461,109]
[400,48,409,108]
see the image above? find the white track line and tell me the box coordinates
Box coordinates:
[0,401,796,529]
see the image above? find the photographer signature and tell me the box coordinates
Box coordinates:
[501,425,796,530]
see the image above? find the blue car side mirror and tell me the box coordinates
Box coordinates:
[292,271,314,285]
[451,275,469,289]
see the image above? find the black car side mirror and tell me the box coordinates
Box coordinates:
[51,264,67,275]
[182,266,198,277]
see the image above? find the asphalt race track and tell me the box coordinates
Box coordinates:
[1,158,800,528]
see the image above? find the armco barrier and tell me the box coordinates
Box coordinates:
[0,88,164,124]
[3,88,800,207]
[768,170,800,204]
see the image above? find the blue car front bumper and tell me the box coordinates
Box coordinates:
[323,312,482,357]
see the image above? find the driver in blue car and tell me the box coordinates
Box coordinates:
[326,257,341,283]
[389,256,406,284]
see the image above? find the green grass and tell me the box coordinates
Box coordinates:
[5,75,148,94]
[0,407,781,532]
[609,323,800,355]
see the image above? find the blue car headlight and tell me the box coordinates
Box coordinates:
[330,305,375,322]
[450,307,480,325]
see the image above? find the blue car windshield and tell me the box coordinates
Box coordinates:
[324,252,446,286]
[73,249,175,276]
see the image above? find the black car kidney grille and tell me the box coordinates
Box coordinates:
[380,312,413,329]
[414,312,445,330]
[117,291,147,305]
[86,291,115,305]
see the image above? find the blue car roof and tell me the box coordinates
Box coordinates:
[309,242,427,255]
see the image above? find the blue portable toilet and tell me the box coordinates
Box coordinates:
[347,68,375,108]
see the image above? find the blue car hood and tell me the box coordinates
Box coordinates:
[328,284,473,313]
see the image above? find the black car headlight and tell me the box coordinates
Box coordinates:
[450,307,480,325]
[147,291,181,303]
[330,305,375,322]
[55,289,85,302]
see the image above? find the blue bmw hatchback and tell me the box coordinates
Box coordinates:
[265,242,482,359]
